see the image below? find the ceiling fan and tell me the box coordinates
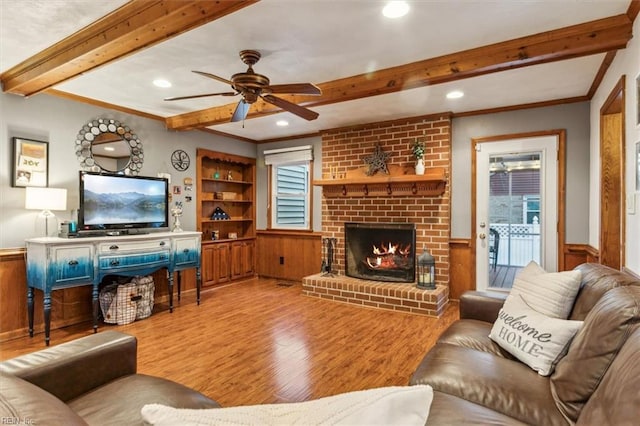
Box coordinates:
[165,50,322,122]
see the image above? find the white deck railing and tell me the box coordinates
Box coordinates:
[490,223,540,267]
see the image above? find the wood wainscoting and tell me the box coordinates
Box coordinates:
[449,239,473,300]
[0,248,197,342]
[256,230,322,282]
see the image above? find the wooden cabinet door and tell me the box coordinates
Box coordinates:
[201,245,215,287]
[202,243,230,286]
[231,241,255,279]
[213,243,231,284]
[241,241,255,276]
[230,242,243,279]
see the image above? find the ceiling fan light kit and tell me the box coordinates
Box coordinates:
[165,50,321,124]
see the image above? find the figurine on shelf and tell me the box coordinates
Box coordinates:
[227,170,233,180]
[213,169,220,179]
[171,204,183,232]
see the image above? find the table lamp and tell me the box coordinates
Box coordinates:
[25,187,68,237]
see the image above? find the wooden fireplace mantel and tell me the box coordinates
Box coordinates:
[313,165,447,197]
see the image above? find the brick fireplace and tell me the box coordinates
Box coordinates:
[302,114,451,317]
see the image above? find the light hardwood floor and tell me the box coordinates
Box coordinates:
[0,278,459,407]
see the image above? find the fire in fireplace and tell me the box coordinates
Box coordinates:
[344,222,416,283]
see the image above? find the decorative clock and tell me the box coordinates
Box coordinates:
[171,149,190,171]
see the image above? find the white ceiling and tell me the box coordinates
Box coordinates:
[0,0,631,141]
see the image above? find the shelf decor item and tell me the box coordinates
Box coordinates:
[211,206,230,220]
[363,143,390,176]
[413,139,425,175]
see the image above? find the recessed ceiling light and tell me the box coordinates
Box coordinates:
[446,90,464,99]
[153,79,172,88]
[382,1,409,18]
[276,120,289,127]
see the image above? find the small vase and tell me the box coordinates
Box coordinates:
[415,158,425,175]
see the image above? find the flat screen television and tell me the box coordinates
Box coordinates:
[78,171,169,235]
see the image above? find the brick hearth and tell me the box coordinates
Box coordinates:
[302,274,449,317]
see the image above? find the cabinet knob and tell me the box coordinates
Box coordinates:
[183,248,189,253]
[68,260,79,266]
[160,241,166,246]
[110,260,120,266]
[109,245,119,250]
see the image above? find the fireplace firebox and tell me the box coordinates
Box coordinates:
[344,222,416,283]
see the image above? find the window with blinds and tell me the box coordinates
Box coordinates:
[264,145,313,230]
[273,163,309,228]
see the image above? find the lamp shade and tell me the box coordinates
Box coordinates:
[25,187,67,211]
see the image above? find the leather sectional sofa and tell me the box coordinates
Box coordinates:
[411,263,640,425]
[0,331,220,425]
[1,263,638,425]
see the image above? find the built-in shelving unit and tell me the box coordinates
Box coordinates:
[196,149,256,286]
[313,165,447,197]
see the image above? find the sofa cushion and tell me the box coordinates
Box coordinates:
[141,386,433,426]
[551,285,640,423]
[489,295,582,376]
[68,374,220,426]
[409,343,566,426]
[576,326,640,425]
[437,319,514,359]
[510,261,581,319]
[569,263,639,320]
[427,391,529,426]
[0,371,88,426]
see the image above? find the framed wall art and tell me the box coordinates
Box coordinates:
[636,141,640,192]
[636,73,640,127]
[12,137,49,188]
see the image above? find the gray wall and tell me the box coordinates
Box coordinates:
[0,91,256,249]
[1,91,591,249]
[451,102,590,242]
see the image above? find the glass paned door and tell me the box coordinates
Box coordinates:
[475,135,558,291]
[488,153,541,289]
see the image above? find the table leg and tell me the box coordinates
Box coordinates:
[27,287,34,338]
[43,293,51,346]
[92,284,99,334]
[196,267,201,305]
[167,270,174,313]
[177,271,182,301]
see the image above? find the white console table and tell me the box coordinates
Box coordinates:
[25,231,201,345]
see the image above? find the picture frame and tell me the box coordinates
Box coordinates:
[636,141,640,192]
[637,73,640,127]
[12,137,49,188]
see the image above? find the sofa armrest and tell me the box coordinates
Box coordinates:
[0,331,136,403]
[459,290,508,323]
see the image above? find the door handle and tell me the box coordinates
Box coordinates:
[479,233,486,240]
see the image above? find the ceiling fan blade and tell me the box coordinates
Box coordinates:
[231,100,250,122]
[262,95,319,121]
[267,83,322,96]
[164,92,237,101]
[192,70,233,86]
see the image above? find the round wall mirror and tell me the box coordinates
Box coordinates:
[76,118,143,175]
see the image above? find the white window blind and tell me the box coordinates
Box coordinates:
[264,145,313,165]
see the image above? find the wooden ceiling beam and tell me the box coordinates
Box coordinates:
[166,13,633,131]
[0,0,258,96]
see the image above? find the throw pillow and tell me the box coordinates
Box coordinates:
[141,385,433,426]
[511,261,582,319]
[489,295,583,376]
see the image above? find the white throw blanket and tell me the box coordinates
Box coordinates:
[141,385,433,426]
